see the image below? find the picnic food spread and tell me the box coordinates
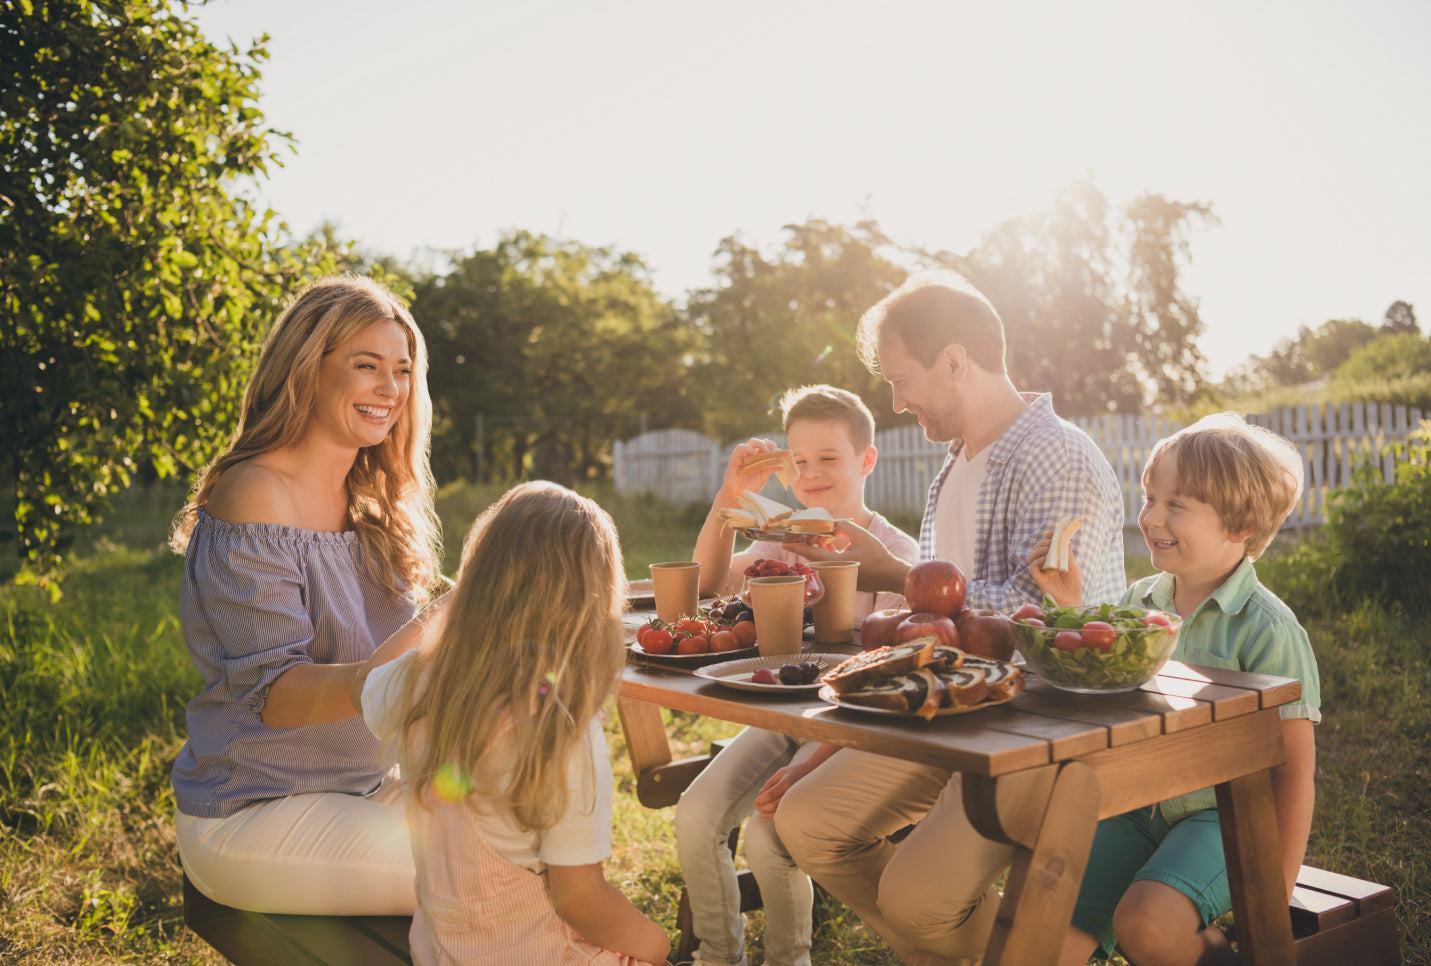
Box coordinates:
[1011,599,1181,693]
[820,635,1025,719]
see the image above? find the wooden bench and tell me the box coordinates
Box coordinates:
[182,873,412,965]
[1287,864,1400,965]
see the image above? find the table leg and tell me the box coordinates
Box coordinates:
[1216,770,1296,966]
[616,695,672,774]
[965,761,1100,966]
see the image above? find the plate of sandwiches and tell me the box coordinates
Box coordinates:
[718,453,837,544]
[816,637,1026,720]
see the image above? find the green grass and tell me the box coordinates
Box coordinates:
[1,484,1424,964]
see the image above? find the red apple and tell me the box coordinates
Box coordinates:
[955,608,1018,662]
[904,560,967,618]
[860,608,911,651]
[895,611,960,649]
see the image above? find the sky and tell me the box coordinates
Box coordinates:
[192,0,1431,380]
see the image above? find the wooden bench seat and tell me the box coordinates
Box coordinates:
[182,873,412,966]
[1288,864,1400,965]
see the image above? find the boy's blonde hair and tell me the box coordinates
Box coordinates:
[400,482,625,830]
[780,384,876,452]
[171,274,441,602]
[1144,412,1304,560]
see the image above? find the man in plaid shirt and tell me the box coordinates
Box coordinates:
[770,270,1126,966]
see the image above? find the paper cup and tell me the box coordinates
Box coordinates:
[810,560,859,644]
[747,574,806,657]
[649,561,701,623]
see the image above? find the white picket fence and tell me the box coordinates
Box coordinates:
[613,402,1428,527]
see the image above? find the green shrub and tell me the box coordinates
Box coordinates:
[1263,423,1431,617]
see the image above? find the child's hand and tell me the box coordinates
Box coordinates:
[1028,529,1083,607]
[754,759,818,818]
[718,438,779,504]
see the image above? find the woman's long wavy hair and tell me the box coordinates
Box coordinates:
[401,482,626,831]
[170,275,441,602]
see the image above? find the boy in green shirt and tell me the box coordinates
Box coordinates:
[1032,412,1320,966]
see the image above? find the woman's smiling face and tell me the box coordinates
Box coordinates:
[312,318,412,451]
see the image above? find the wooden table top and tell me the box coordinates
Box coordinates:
[621,653,1302,778]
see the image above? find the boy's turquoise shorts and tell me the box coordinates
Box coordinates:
[1071,806,1230,958]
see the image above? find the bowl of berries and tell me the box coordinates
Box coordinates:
[740,558,824,612]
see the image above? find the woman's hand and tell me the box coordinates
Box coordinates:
[1028,529,1083,608]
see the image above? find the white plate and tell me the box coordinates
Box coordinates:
[817,683,1018,718]
[694,653,845,692]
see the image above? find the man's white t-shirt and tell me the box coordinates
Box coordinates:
[932,444,991,575]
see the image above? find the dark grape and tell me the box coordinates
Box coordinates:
[778,663,804,685]
[799,661,821,683]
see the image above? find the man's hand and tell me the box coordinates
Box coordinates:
[787,518,913,595]
[1028,529,1083,607]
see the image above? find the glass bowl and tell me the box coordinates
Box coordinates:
[1011,604,1182,694]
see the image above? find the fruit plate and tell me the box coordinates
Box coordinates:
[694,653,846,692]
[737,527,827,545]
[817,684,1017,718]
[628,641,760,666]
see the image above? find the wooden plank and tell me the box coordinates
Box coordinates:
[981,762,1100,966]
[974,703,1111,760]
[1296,865,1396,916]
[1217,770,1297,966]
[1080,708,1286,817]
[1160,662,1303,709]
[1140,674,1260,720]
[1291,906,1402,966]
[1011,680,1162,746]
[1289,884,1356,933]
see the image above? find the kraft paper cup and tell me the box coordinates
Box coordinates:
[810,560,859,644]
[650,561,701,623]
[747,574,806,658]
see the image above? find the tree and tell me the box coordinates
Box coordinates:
[1332,331,1431,385]
[1382,300,1418,335]
[683,220,906,442]
[1,0,341,589]
[413,232,684,485]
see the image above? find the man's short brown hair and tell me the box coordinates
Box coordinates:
[1143,412,1304,560]
[780,384,876,452]
[856,270,1006,375]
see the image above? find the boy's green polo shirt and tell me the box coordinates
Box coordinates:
[1122,556,1321,821]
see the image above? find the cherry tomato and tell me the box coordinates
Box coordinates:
[676,633,710,655]
[1079,620,1117,652]
[1011,603,1044,623]
[1143,611,1174,628]
[1052,630,1084,653]
[710,630,741,652]
[643,628,674,654]
[1020,616,1047,628]
[732,620,758,647]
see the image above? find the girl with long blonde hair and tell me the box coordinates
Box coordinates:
[172,275,445,917]
[359,482,671,966]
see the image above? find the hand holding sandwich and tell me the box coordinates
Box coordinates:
[787,517,915,595]
[1028,526,1084,606]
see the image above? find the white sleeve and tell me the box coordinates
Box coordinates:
[537,717,614,867]
[361,649,418,741]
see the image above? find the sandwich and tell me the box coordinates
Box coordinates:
[1043,516,1086,573]
[742,449,799,490]
[718,490,835,535]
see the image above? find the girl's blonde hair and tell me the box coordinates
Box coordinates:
[1143,412,1304,560]
[170,275,442,602]
[402,481,626,830]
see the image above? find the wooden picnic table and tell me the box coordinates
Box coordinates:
[618,640,1303,966]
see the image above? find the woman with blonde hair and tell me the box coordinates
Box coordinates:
[171,274,445,915]
[359,481,671,966]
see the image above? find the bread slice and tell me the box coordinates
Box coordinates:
[1043,516,1086,572]
[834,673,926,712]
[961,656,1025,701]
[938,666,989,708]
[910,667,946,720]
[742,449,799,489]
[926,644,967,673]
[824,637,940,694]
